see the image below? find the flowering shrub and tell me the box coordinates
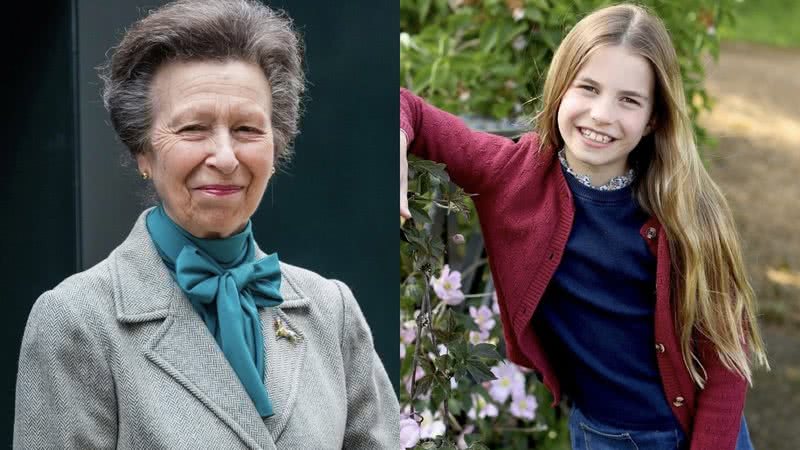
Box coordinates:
[400,1,739,448]
[400,161,570,449]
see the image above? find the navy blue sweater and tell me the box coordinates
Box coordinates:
[531,166,680,430]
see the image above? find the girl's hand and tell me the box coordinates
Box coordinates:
[400,130,411,223]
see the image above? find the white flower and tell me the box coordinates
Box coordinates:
[512,8,525,22]
[430,265,465,305]
[467,394,499,419]
[400,32,412,49]
[509,393,538,420]
[419,409,446,439]
[512,35,527,51]
[400,343,406,359]
[400,320,417,344]
[456,424,475,449]
[469,305,496,331]
[448,0,465,9]
[469,329,490,345]
[400,415,421,449]
[489,361,526,403]
[492,291,500,315]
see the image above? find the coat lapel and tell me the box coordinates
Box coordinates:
[111,210,309,449]
[252,244,311,440]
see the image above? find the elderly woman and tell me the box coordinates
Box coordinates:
[13,1,398,448]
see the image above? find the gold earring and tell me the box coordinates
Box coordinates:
[271,167,276,175]
[141,172,149,180]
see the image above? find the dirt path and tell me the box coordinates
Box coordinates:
[699,41,800,449]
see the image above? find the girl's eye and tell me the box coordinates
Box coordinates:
[579,85,598,94]
[620,97,640,106]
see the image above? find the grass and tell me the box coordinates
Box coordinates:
[719,0,800,48]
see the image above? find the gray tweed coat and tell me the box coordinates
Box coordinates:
[14,211,399,449]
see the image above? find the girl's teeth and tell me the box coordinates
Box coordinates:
[581,128,611,143]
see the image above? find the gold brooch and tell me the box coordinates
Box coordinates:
[274,318,300,344]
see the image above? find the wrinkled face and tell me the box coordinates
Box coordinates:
[557,45,655,186]
[138,59,274,239]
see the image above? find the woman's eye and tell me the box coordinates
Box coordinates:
[578,85,598,94]
[178,124,206,133]
[236,126,262,134]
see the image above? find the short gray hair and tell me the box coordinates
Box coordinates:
[98,0,305,168]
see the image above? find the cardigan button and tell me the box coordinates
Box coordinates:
[646,227,657,240]
[673,396,685,407]
[655,343,665,353]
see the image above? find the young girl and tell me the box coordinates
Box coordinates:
[400,4,768,450]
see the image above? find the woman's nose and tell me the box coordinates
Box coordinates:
[206,129,240,174]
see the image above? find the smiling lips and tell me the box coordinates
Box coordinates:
[578,127,616,144]
[197,185,243,196]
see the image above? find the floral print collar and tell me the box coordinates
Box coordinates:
[558,149,635,191]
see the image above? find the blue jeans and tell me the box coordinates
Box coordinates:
[568,405,754,449]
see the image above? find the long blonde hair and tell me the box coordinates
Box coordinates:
[534,4,768,388]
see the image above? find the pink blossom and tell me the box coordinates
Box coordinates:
[468,329,490,345]
[400,416,421,449]
[419,409,446,439]
[492,291,500,315]
[400,320,417,344]
[404,366,425,395]
[430,265,465,305]
[469,305,496,331]
[456,424,475,449]
[400,343,406,360]
[510,393,538,420]
[489,361,526,403]
[467,394,499,420]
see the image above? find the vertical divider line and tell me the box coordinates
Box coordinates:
[70,0,83,271]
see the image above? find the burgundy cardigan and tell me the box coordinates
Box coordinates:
[401,88,747,450]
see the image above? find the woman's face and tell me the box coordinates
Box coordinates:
[138,59,274,239]
[557,45,655,186]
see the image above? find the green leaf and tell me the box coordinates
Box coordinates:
[467,443,490,450]
[465,357,497,383]
[470,343,502,361]
[413,374,434,397]
[409,199,433,225]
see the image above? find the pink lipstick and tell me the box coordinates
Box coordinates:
[197,185,242,196]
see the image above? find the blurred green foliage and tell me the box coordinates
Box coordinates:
[400,0,740,145]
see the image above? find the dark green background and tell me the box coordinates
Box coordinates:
[0,0,397,443]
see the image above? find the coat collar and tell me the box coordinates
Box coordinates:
[109,209,309,449]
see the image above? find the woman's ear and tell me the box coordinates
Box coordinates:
[136,152,152,177]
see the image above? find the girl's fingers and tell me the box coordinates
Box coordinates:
[400,130,411,222]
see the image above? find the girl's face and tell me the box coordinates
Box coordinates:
[557,45,655,186]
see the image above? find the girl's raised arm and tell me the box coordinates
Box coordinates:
[400,88,528,215]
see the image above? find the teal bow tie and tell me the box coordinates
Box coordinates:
[146,206,283,418]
